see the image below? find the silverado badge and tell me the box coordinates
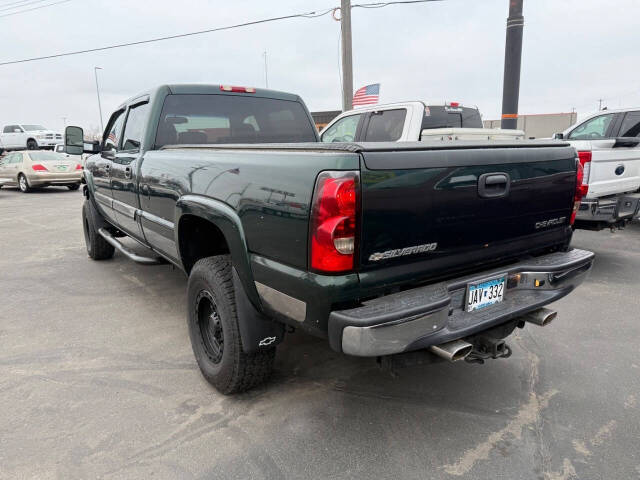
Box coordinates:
[369,242,437,262]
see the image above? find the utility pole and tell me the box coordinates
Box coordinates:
[263,51,268,88]
[598,98,603,110]
[94,67,104,134]
[500,0,524,130]
[340,0,353,111]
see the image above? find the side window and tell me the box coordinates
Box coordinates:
[363,109,407,142]
[11,154,22,164]
[321,114,361,142]
[568,114,615,140]
[618,111,640,138]
[3,126,12,133]
[103,110,126,152]
[121,102,150,151]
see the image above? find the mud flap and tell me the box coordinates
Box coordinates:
[232,268,285,353]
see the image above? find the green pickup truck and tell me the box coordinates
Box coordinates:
[65,84,594,394]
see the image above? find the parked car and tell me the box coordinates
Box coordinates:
[553,108,640,230]
[0,124,62,152]
[54,143,86,166]
[67,84,593,394]
[320,101,525,143]
[0,150,83,192]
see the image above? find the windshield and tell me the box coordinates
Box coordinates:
[28,151,66,162]
[22,125,47,131]
[422,106,483,129]
[155,94,317,147]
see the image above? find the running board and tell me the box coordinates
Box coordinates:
[98,228,166,265]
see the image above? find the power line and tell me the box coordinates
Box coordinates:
[0,0,73,18]
[0,0,441,66]
[0,0,43,7]
[0,0,53,12]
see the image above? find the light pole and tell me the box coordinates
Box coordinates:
[263,51,268,88]
[340,0,353,111]
[94,67,104,134]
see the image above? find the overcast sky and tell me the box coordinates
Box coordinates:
[1,0,639,133]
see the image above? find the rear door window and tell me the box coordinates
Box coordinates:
[363,109,407,141]
[618,111,640,138]
[121,102,150,151]
[321,114,362,143]
[155,94,317,147]
[568,114,616,140]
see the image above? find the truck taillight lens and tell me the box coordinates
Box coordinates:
[31,164,47,171]
[309,171,359,273]
[570,157,588,225]
[576,150,591,197]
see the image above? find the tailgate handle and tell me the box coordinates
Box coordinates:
[478,172,510,198]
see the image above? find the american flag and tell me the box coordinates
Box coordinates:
[352,83,380,107]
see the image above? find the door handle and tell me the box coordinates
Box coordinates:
[124,166,132,179]
[478,172,510,198]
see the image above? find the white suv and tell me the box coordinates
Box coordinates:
[555,108,640,230]
[0,124,62,152]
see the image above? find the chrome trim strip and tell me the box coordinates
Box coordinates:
[139,210,174,230]
[112,198,137,219]
[255,281,306,323]
[94,191,112,208]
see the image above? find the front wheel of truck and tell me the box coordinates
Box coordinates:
[187,255,275,394]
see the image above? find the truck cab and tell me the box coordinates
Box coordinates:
[320,101,524,143]
[556,108,640,230]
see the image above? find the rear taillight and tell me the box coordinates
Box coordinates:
[576,151,591,197]
[31,164,47,171]
[75,164,83,170]
[570,154,590,225]
[309,171,358,273]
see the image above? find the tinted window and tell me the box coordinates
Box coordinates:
[619,111,640,138]
[422,106,483,129]
[568,114,615,140]
[104,110,126,151]
[321,114,361,142]
[122,102,149,151]
[155,94,317,147]
[3,126,12,133]
[364,109,406,141]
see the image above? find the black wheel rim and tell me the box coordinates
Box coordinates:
[196,290,224,364]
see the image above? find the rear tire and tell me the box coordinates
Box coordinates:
[27,140,37,150]
[18,174,31,193]
[187,255,275,394]
[82,200,115,260]
[67,184,80,191]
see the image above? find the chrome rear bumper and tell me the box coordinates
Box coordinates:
[328,249,594,357]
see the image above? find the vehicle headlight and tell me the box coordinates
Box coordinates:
[36,134,45,139]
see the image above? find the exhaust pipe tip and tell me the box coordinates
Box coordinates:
[429,339,473,362]
[523,308,557,327]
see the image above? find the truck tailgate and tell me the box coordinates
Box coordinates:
[358,142,577,288]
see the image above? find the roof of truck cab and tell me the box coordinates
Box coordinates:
[117,84,303,109]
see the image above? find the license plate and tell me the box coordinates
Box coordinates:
[56,165,67,171]
[466,275,506,312]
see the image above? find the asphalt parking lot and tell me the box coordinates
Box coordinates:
[1,186,639,480]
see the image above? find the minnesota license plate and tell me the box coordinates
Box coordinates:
[56,165,67,171]
[466,275,506,312]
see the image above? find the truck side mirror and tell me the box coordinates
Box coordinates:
[14,128,22,133]
[65,126,84,155]
[553,132,564,140]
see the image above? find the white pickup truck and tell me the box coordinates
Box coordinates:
[320,101,524,143]
[0,124,62,153]
[554,108,640,230]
